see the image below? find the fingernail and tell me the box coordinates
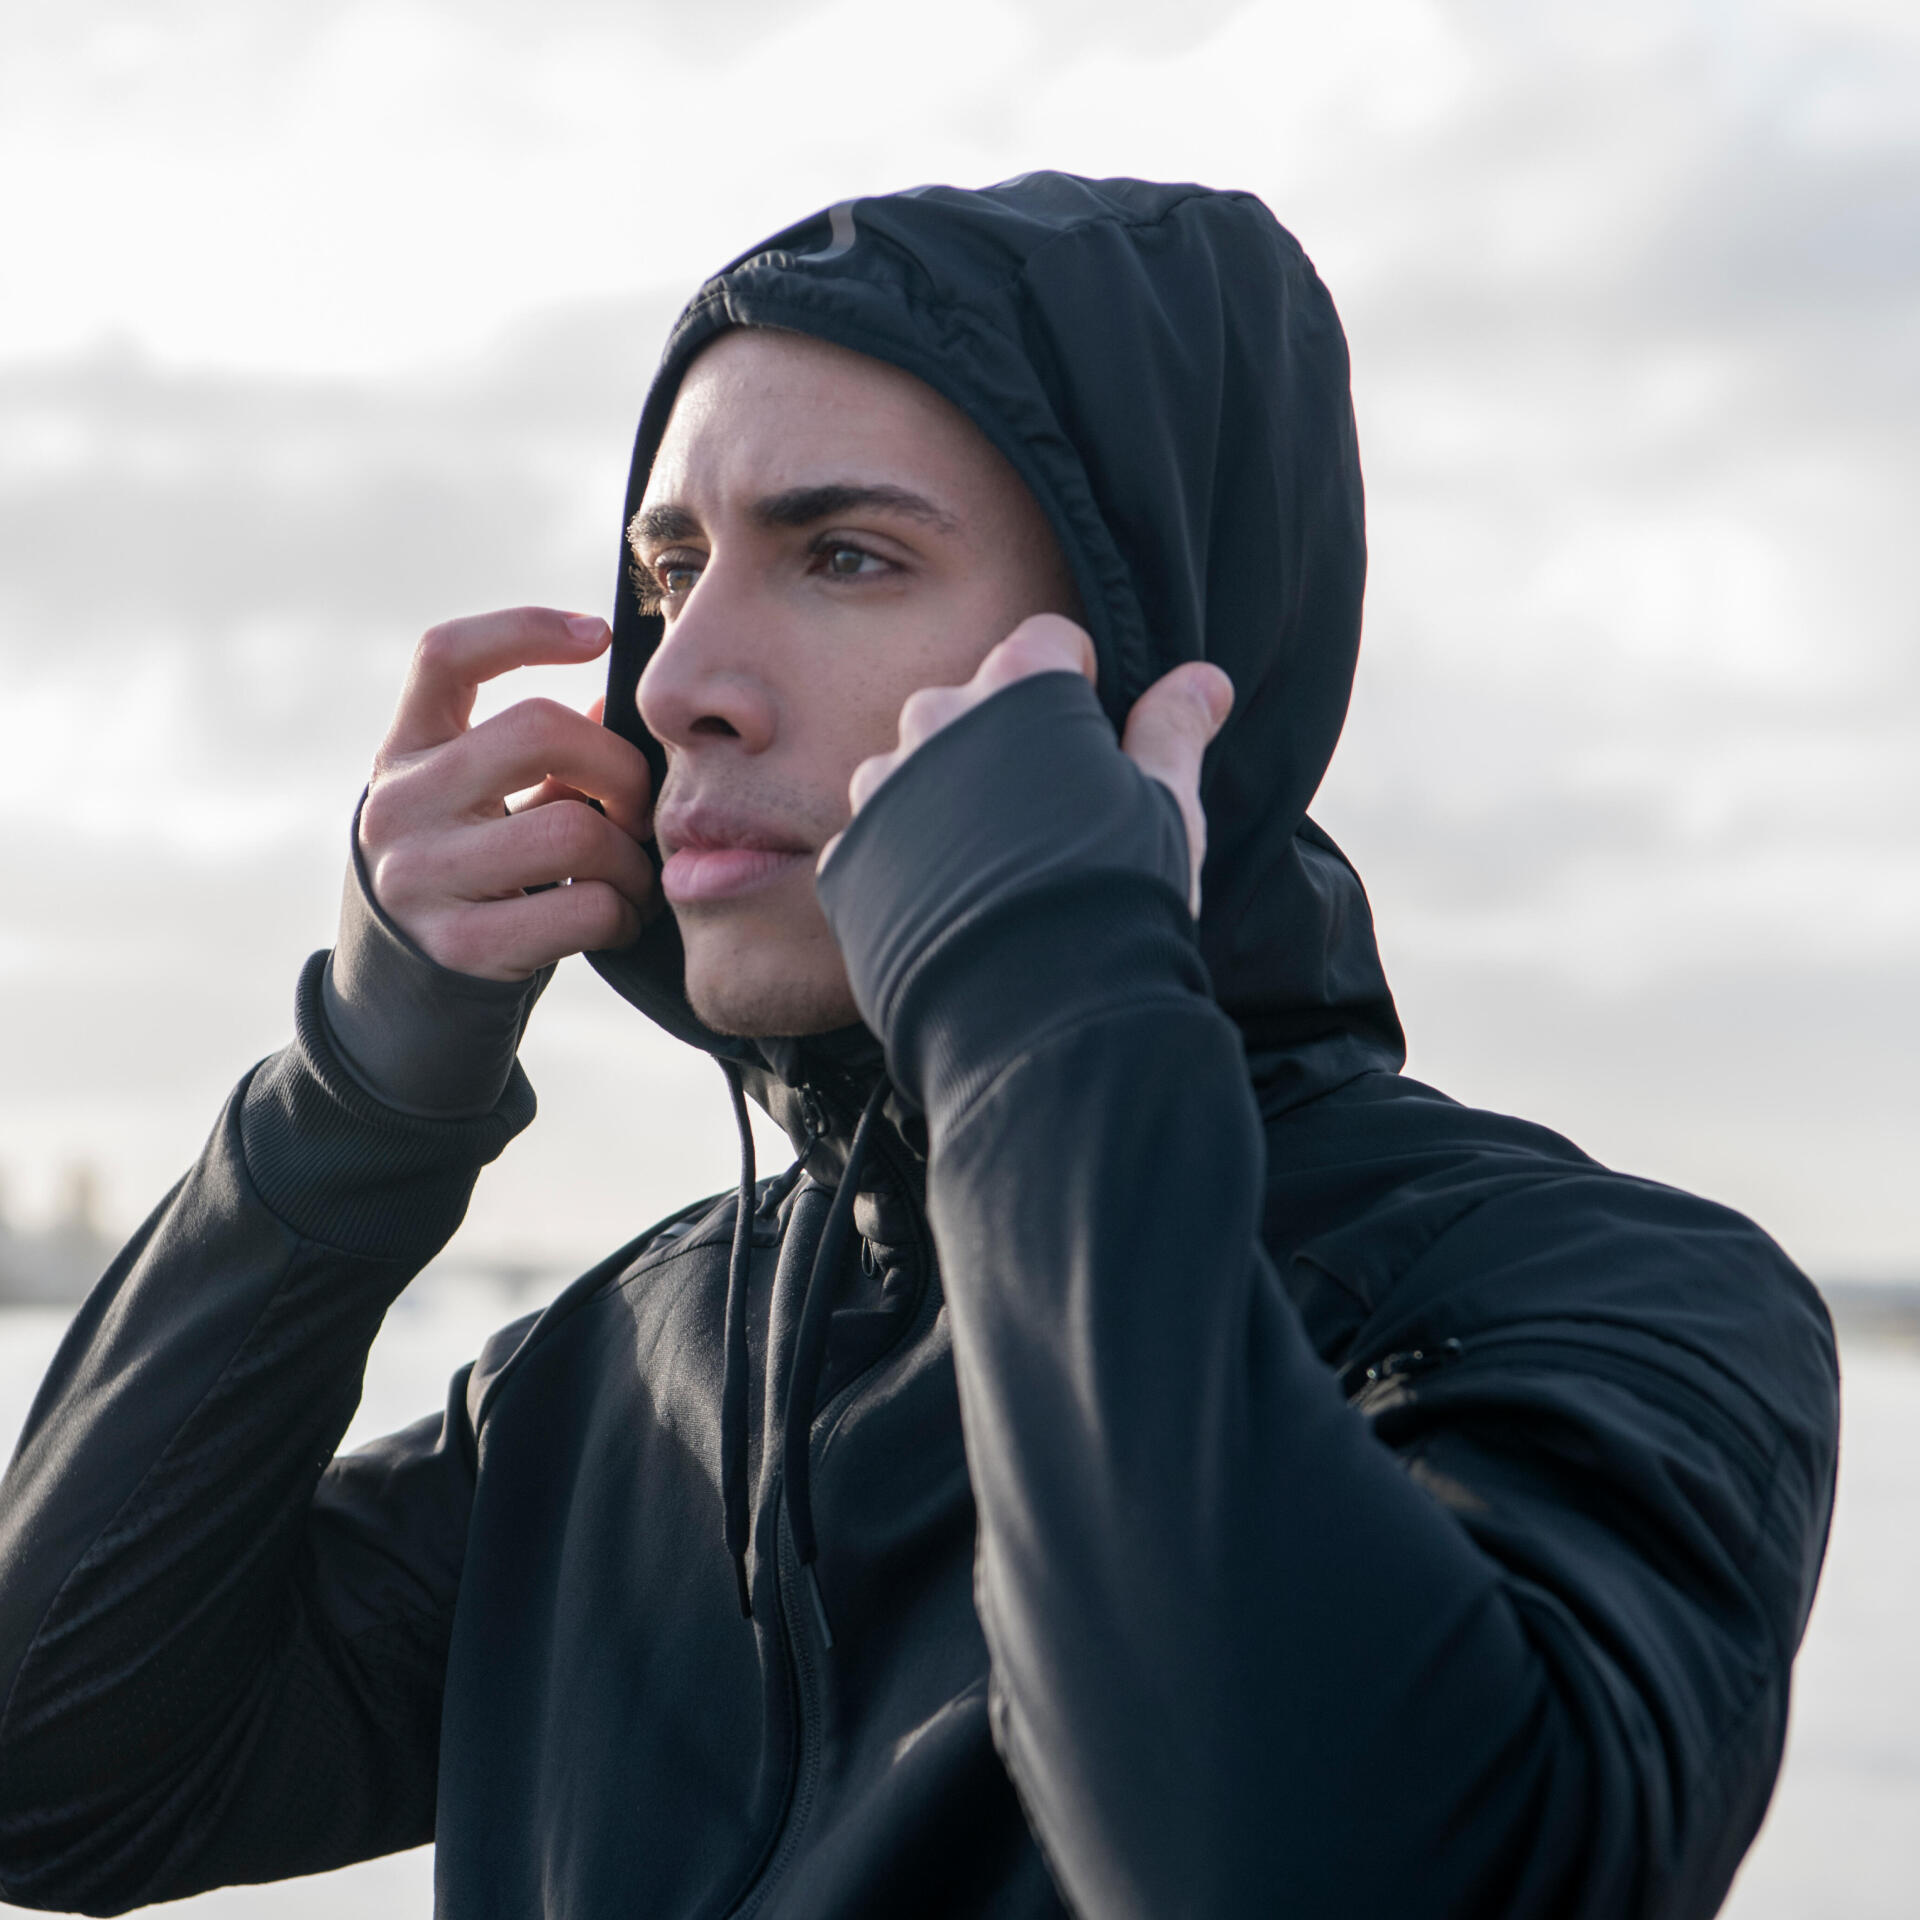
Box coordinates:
[566,614,607,642]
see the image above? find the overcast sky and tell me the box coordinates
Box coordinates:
[1,0,1916,1280]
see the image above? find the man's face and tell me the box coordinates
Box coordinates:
[632,328,1079,1037]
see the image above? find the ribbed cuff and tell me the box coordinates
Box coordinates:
[892,875,1206,1121]
[242,952,537,1260]
[322,793,551,1120]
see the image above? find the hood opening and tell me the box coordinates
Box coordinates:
[587,172,1404,1125]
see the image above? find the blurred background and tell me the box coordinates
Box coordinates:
[0,0,1914,1913]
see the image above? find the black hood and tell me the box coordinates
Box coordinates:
[589,172,1403,1121]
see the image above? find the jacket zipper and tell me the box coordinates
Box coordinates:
[730,1273,945,1920]
[1432,1327,1777,1487]
[1345,1325,1776,1492]
[727,1505,823,1920]
[724,1099,939,1920]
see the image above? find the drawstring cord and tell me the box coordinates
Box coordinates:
[715,1063,886,1645]
[782,1077,889,1652]
[718,1062,757,1619]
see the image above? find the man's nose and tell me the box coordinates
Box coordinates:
[635,565,779,752]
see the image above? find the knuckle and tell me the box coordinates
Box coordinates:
[501,696,577,754]
[370,838,428,906]
[998,615,1083,673]
[538,797,600,866]
[415,621,460,670]
[1158,706,1204,755]
[357,779,403,846]
[980,636,1059,693]
[428,916,492,977]
[1181,677,1220,726]
[498,697,550,747]
[898,686,958,740]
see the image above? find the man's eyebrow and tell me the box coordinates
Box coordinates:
[628,503,699,549]
[755,483,959,535]
[628,484,960,556]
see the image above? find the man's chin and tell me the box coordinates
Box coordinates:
[680,949,861,1041]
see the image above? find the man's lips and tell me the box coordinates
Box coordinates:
[654,807,817,906]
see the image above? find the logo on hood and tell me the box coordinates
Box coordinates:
[798,200,860,262]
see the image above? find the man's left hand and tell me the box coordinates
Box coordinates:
[826,614,1233,918]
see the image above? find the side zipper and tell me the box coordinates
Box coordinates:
[1342,1325,1778,1500]
[1340,1338,1464,1399]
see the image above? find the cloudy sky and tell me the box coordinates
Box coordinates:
[2,0,1916,1282]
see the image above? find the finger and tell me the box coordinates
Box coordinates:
[893,684,976,755]
[376,801,658,919]
[846,746,906,816]
[893,615,1097,756]
[846,615,1101,828]
[418,698,653,837]
[1120,661,1233,788]
[506,774,591,815]
[506,766,629,819]
[411,881,646,981]
[970,613,1096,701]
[505,695,617,814]
[385,608,611,757]
[1121,662,1234,916]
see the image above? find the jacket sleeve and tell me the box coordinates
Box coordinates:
[0,952,535,1915]
[817,671,1841,1920]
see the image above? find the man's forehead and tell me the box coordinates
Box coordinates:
[644,327,996,495]
[679,322,928,402]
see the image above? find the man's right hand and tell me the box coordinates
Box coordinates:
[358,608,655,981]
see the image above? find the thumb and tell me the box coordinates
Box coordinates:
[1120,661,1234,917]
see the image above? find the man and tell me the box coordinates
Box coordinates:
[0,175,1838,1917]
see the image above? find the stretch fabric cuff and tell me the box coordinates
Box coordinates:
[322,791,553,1120]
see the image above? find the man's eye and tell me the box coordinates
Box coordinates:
[817,541,885,579]
[656,560,701,598]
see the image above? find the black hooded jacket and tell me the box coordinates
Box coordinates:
[0,176,1838,1918]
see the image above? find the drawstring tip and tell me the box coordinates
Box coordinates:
[802,1560,834,1651]
[732,1554,753,1621]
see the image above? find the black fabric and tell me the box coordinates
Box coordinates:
[0,172,1839,1920]
[817,649,1838,1917]
[252,953,535,1262]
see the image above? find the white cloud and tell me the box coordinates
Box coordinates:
[3,0,1917,1272]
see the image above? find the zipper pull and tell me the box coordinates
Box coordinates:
[1367,1338,1464,1384]
[1351,1336,1466,1397]
[799,1086,833,1143]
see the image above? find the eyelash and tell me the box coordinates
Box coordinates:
[630,537,892,615]
[634,553,702,615]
